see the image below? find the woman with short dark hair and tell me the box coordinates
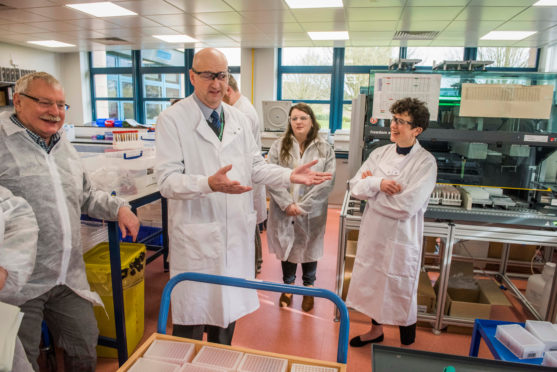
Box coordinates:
[347,97,437,346]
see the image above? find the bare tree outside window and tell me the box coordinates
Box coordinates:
[477,47,537,68]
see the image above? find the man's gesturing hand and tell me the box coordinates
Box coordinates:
[290,159,332,186]
[209,165,252,194]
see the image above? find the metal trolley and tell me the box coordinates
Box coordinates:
[157,272,350,364]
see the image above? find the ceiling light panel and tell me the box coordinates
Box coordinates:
[481,31,536,40]
[308,31,349,40]
[286,0,343,9]
[66,2,137,17]
[27,40,75,47]
[534,0,557,6]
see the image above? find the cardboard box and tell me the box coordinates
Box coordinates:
[444,278,511,334]
[346,240,357,257]
[418,271,436,314]
[424,237,437,253]
[0,91,6,106]
[341,256,355,301]
[488,242,538,261]
[346,230,359,241]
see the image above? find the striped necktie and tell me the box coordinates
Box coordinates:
[209,110,221,138]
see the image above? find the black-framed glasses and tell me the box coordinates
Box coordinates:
[391,116,413,127]
[191,68,229,81]
[20,93,70,111]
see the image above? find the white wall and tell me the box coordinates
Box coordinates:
[0,42,62,78]
[59,52,91,125]
[242,48,277,124]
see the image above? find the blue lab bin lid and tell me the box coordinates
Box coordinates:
[96,118,107,126]
[114,120,123,127]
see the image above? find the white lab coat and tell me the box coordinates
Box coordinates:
[0,112,128,306]
[266,136,336,262]
[155,95,291,327]
[346,141,437,326]
[0,186,38,303]
[233,95,267,224]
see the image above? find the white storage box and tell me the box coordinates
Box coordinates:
[290,364,338,372]
[179,363,226,372]
[542,350,557,367]
[237,353,288,372]
[191,346,243,372]
[495,324,545,359]
[144,339,195,365]
[525,320,557,351]
[128,357,180,372]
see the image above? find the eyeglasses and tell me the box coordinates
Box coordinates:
[290,115,310,122]
[191,68,229,81]
[20,93,69,111]
[391,116,413,126]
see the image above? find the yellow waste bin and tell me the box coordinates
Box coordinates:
[84,242,146,358]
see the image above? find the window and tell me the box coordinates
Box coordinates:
[281,74,331,101]
[282,47,333,66]
[141,49,185,67]
[344,47,398,66]
[407,47,464,66]
[92,51,132,68]
[477,47,538,68]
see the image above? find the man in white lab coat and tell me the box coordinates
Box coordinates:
[346,98,437,347]
[155,48,331,345]
[223,75,266,274]
[0,72,140,371]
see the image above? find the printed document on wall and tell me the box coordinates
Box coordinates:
[372,73,441,120]
[460,83,554,119]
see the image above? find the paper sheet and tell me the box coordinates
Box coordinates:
[459,83,554,119]
[0,302,22,372]
[372,73,441,120]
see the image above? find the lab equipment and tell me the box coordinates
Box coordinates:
[191,346,243,372]
[237,353,288,372]
[525,320,557,351]
[494,323,545,359]
[144,339,195,366]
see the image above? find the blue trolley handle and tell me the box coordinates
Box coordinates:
[158,272,349,364]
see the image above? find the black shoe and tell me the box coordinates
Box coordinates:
[349,334,384,347]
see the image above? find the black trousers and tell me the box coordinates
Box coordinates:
[372,319,416,345]
[172,322,236,345]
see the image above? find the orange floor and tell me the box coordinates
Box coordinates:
[95,207,516,372]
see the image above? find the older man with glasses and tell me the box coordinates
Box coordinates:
[0,72,140,371]
[155,48,332,345]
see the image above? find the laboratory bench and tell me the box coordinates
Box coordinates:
[337,189,557,333]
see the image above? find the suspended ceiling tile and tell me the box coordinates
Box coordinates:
[0,0,58,8]
[253,23,305,34]
[477,40,520,47]
[444,20,504,33]
[276,32,313,41]
[402,40,433,46]
[102,16,162,29]
[192,11,244,25]
[467,0,538,6]
[400,6,465,21]
[170,24,221,36]
[312,40,338,47]
[405,0,469,5]
[68,18,126,31]
[346,7,403,21]
[209,23,261,34]
[395,20,451,31]
[349,38,392,46]
[238,10,296,24]
[281,40,315,47]
[115,1,184,15]
[32,21,84,32]
[164,0,235,13]
[289,8,346,23]
[138,26,182,36]
[0,23,51,34]
[301,22,348,32]
[511,7,557,21]
[496,21,556,31]
[143,14,205,27]
[455,6,527,21]
[0,9,54,22]
[437,31,482,40]
[225,0,290,12]
[348,21,397,32]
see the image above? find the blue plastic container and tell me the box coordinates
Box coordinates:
[114,120,123,127]
[122,225,162,246]
[96,118,107,127]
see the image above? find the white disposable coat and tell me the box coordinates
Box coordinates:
[267,136,335,262]
[233,95,267,224]
[0,186,38,303]
[155,95,291,327]
[346,141,437,326]
[0,112,128,306]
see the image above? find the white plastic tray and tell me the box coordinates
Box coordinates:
[144,339,196,365]
[237,353,288,372]
[179,363,227,372]
[191,346,243,372]
[495,324,545,359]
[525,320,557,351]
[128,357,180,372]
[290,364,338,372]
